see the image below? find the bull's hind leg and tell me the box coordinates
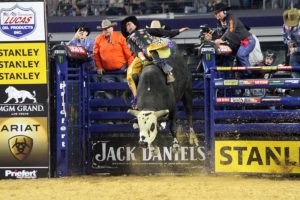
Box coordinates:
[182,89,199,146]
[169,116,180,151]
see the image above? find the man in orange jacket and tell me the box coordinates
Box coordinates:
[94,19,134,78]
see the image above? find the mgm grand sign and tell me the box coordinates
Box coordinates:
[0,85,47,117]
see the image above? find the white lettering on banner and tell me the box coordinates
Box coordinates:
[59,81,67,148]
[5,170,37,179]
[94,141,206,162]
[0,105,44,116]
[17,105,44,112]
[143,146,205,161]
[0,105,15,112]
[95,141,135,162]
[60,81,66,118]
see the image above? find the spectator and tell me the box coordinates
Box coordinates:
[56,0,65,16]
[146,20,189,58]
[198,1,208,13]
[214,3,255,71]
[207,0,218,12]
[93,19,134,80]
[146,20,189,39]
[239,0,251,9]
[283,9,300,78]
[68,24,97,82]
[246,26,263,66]
[185,0,208,13]
[68,24,94,54]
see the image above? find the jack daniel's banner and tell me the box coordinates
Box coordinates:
[90,135,205,174]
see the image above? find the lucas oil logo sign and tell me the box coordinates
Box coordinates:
[0,4,35,38]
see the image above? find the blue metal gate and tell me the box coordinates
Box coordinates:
[52,45,205,176]
[201,43,300,174]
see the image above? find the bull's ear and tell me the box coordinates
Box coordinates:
[127,109,140,117]
[154,109,169,118]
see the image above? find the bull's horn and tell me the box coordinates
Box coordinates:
[154,110,169,118]
[127,109,140,117]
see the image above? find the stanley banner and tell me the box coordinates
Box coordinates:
[0,43,47,84]
[215,140,300,174]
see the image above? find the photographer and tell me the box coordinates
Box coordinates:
[198,24,235,68]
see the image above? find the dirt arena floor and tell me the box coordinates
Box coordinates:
[0,174,300,200]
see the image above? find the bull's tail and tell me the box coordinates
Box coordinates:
[32,91,36,97]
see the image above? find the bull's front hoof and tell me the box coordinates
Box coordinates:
[172,138,180,153]
[152,146,159,156]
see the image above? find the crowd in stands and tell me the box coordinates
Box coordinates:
[47,0,300,17]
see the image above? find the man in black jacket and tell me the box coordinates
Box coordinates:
[214,3,255,70]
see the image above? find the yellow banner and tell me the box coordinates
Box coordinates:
[224,80,238,86]
[217,67,231,71]
[215,140,300,173]
[0,43,47,84]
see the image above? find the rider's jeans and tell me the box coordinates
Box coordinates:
[237,35,256,67]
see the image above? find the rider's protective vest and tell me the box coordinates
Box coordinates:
[127,29,153,58]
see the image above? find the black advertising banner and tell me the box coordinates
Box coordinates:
[90,135,205,174]
[0,84,48,117]
[0,1,49,178]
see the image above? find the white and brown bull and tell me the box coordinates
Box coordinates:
[127,51,199,149]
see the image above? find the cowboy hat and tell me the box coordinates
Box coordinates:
[283,9,300,27]
[74,24,91,36]
[214,3,231,13]
[96,19,117,30]
[146,20,165,29]
[121,16,139,37]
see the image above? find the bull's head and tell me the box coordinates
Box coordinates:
[128,109,169,148]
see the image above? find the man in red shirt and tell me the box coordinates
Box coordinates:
[94,19,134,76]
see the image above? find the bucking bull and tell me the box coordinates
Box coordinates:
[127,50,199,150]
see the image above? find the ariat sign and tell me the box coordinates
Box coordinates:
[215,140,300,173]
[5,169,37,179]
